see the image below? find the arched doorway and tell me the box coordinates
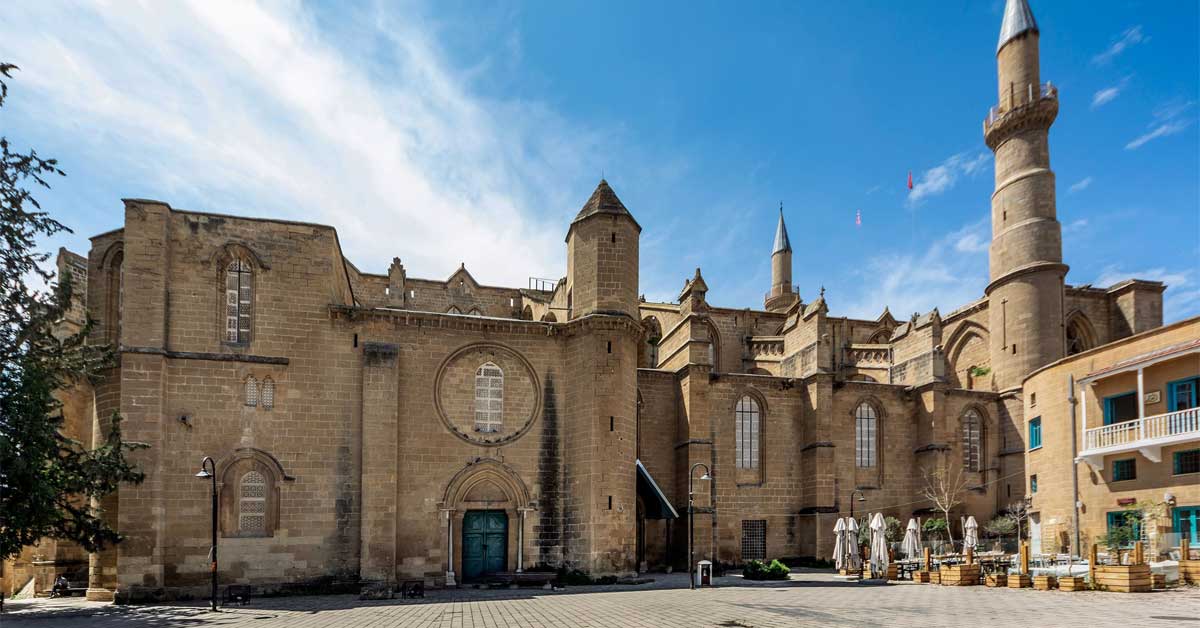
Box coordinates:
[440,460,533,584]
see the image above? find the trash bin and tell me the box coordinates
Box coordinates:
[695,560,713,587]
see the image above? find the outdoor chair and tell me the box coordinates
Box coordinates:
[401,580,424,599]
[223,584,252,606]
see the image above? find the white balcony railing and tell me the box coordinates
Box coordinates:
[1082,407,1200,454]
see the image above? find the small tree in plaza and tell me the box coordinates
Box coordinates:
[919,464,968,548]
[0,63,145,561]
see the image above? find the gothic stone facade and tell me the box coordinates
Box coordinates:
[24,0,1170,601]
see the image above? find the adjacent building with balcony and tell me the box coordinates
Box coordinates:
[1023,316,1200,557]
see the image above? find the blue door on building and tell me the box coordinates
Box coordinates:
[1175,506,1200,548]
[462,510,507,581]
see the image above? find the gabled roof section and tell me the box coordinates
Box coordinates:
[447,263,479,289]
[772,208,792,254]
[569,179,641,233]
[998,0,1038,53]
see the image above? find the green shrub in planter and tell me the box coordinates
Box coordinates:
[743,559,791,580]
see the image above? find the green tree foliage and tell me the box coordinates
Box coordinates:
[0,63,145,561]
[742,559,790,580]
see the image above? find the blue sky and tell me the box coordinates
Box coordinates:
[2,0,1197,321]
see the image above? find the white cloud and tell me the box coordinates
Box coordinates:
[1063,218,1089,234]
[1092,87,1120,108]
[1092,26,1146,65]
[1068,177,1093,193]
[0,0,619,285]
[1126,100,1195,150]
[1095,266,1199,322]
[842,220,989,319]
[906,152,991,206]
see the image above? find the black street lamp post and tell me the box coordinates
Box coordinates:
[688,462,712,590]
[195,457,218,611]
[848,489,865,568]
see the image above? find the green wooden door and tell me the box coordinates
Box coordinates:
[462,510,507,581]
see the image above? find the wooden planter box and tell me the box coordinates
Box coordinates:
[1058,576,1085,591]
[886,564,898,581]
[837,568,861,577]
[939,564,980,586]
[1181,560,1200,585]
[914,571,931,583]
[1032,575,1056,591]
[985,574,1007,587]
[1152,573,1165,590]
[928,571,941,585]
[1007,574,1031,589]
[1094,565,1151,593]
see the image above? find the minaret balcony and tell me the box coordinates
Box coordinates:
[983,82,1058,149]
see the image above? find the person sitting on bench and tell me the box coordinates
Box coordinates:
[51,575,70,598]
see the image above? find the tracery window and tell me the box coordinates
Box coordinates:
[855,402,878,468]
[238,471,267,533]
[735,396,761,469]
[474,362,504,432]
[225,258,253,343]
[962,408,983,472]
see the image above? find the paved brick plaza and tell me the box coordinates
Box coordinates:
[5,573,1199,628]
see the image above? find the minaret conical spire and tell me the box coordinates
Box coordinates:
[997,0,1038,53]
[772,203,792,254]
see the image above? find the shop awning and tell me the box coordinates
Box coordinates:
[636,459,679,520]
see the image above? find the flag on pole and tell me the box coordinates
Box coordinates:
[855,209,862,227]
[907,171,913,190]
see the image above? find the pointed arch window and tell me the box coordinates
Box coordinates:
[474,362,504,432]
[962,408,983,472]
[1065,315,1095,356]
[735,396,761,469]
[225,258,253,343]
[855,402,878,468]
[238,471,267,533]
[244,376,259,407]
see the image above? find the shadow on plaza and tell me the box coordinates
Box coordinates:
[0,572,896,625]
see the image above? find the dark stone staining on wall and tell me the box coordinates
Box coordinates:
[333,444,356,574]
[537,371,563,566]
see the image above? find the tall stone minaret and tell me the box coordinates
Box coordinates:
[985,0,1067,393]
[765,206,798,312]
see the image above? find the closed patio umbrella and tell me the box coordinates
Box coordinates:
[964,515,979,551]
[833,517,847,570]
[869,512,889,578]
[846,517,862,571]
[902,518,920,560]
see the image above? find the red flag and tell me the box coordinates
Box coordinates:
[907,171,913,190]
[855,209,862,227]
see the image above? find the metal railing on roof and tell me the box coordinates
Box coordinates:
[528,277,558,292]
[984,81,1057,131]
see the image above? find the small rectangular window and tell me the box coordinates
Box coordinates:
[1028,417,1042,450]
[1112,458,1136,482]
[607,496,613,510]
[741,520,767,561]
[1029,392,1036,407]
[1175,449,1200,475]
[1030,474,1038,494]
[610,416,614,432]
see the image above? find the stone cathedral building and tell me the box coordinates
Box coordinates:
[5,0,1173,601]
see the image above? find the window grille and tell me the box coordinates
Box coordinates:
[245,377,259,407]
[735,396,760,469]
[261,378,275,410]
[225,259,253,343]
[741,520,767,561]
[239,471,267,533]
[962,409,982,471]
[855,402,878,467]
[474,362,504,432]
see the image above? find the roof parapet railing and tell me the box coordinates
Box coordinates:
[528,277,559,292]
[984,81,1057,131]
